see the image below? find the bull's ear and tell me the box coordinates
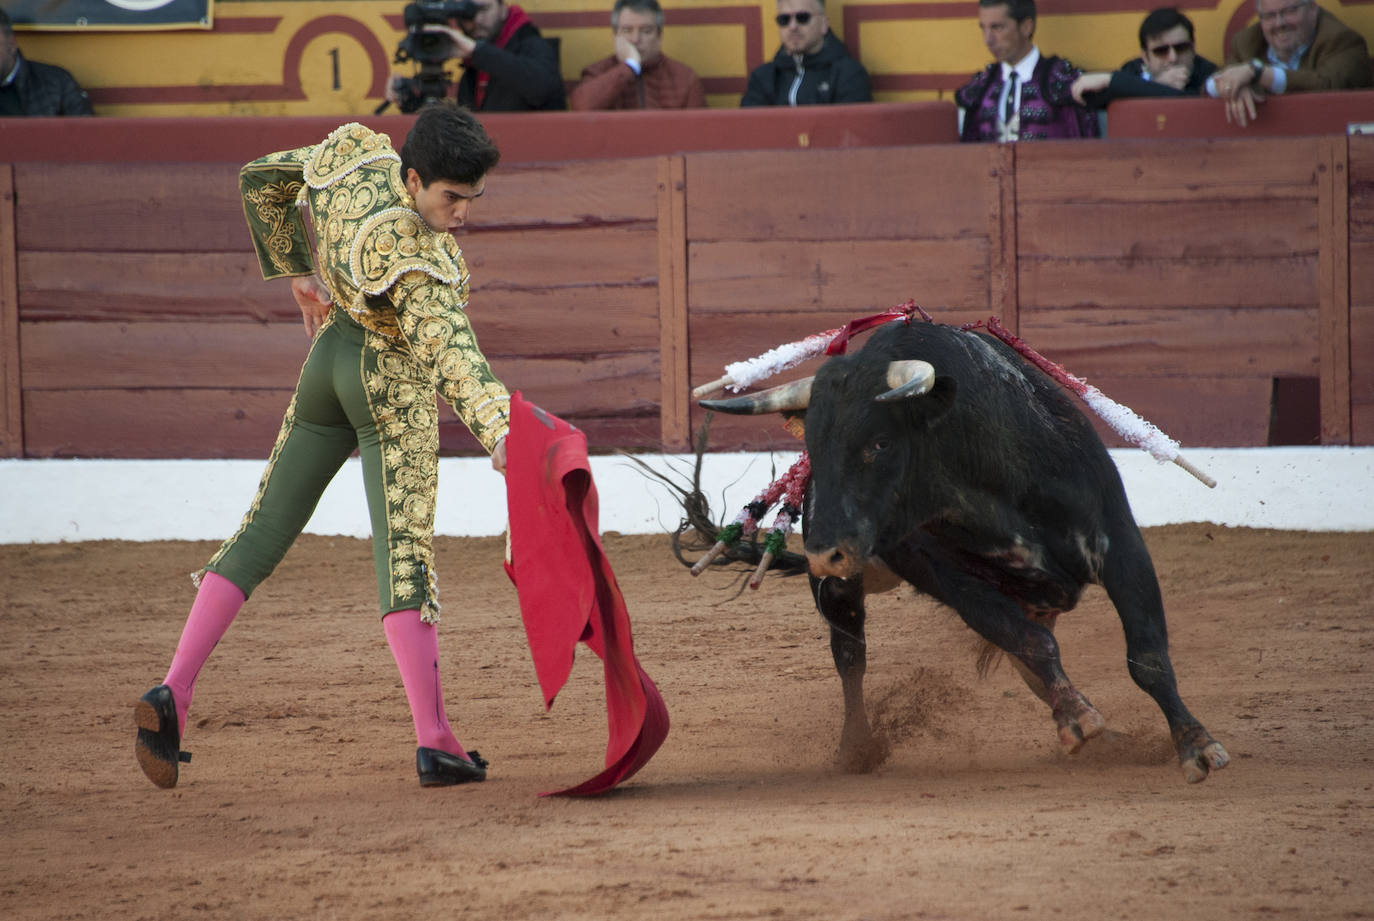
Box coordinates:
[921,376,959,422]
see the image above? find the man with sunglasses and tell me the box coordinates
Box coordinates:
[1211,0,1370,126]
[740,0,872,106]
[956,0,1097,141]
[1070,8,1218,107]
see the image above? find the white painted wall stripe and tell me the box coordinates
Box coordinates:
[1,447,1371,544]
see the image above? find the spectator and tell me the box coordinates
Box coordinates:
[1211,0,1372,126]
[389,0,565,111]
[0,9,92,116]
[1071,8,1219,106]
[956,0,1098,141]
[570,0,705,110]
[740,0,872,106]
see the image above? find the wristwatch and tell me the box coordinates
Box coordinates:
[1249,58,1265,82]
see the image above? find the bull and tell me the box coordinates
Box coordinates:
[701,320,1229,783]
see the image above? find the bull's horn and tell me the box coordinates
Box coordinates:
[699,377,813,415]
[875,360,936,402]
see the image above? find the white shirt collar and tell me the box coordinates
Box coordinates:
[1,57,20,88]
[1001,46,1040,84]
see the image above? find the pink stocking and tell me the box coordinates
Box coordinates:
[163,571,246,737]
[383,609,469,758]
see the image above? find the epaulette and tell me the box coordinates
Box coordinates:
[305,122,400,190]
[349,207,465,297]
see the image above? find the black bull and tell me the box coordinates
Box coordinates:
[701,321,1229,783]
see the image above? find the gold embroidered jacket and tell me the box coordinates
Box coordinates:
[239,122,510,452]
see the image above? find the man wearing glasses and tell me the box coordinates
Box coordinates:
[1212,0,1371,126]
[1070,8,1219,106]
[740,0,873,106]
[570,0,706,110]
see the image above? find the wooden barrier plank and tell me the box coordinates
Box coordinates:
[0,165,19,457]
[688,239,990,315]
[1074,376,1274,448]
[684,146,996,243]
[1318,137,1351,444]
[0,105,960,166]
[991,144,1017,333]
[1342,136,1373,444]
[14,159,659,254]
[18,227,659,336]
[1015,138,1323,203]
[23,389,294,458]
[479,158,658,226]
[1021,307,1319,378]
[462,225,658,288]
[25,351,660,458]
[24,319,659,393]
[657,155,690,451]
[1018,254,1317,311]
[15,163,247,253]
[1017,198,1319,259]
[1107,90,1374,140]
[17,251,288,320]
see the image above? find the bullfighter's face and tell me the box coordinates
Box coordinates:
[405,168,485,238]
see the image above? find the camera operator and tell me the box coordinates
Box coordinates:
[387,0,565,111]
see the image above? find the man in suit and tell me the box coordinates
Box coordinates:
[1211,0,1371,126]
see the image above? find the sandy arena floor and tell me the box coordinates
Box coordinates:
[2,524,1372,920]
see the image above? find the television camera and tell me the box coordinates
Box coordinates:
[384,0,481,113]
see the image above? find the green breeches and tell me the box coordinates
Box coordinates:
[205,311,444,621]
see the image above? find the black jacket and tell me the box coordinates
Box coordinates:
[740,31,873,106]
[456,22,565,111]
[0,54,92,116]
[1082,55,1219,108]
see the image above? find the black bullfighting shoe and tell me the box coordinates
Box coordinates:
[416,747,488,787]
[134,684,191,789]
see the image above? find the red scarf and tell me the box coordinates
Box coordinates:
[474,4,532,109]
[503,392,670,795]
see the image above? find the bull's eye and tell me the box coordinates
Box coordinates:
[862,436,891,463]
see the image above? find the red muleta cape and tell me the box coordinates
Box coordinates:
[503,392,669,795]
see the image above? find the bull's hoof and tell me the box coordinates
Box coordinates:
[1177,731,1230,784]
[1054,705,1106,754]
[836,733,890,774]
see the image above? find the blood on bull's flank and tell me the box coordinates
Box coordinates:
[695,318,1229,784]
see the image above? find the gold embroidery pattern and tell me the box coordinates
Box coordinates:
[305,122,399,189]
[349,208,462,298]
[393,270,510,453]
[243,179,305,276]
[364,329,443,622]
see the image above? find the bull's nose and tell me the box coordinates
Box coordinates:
[806,544,866,580]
